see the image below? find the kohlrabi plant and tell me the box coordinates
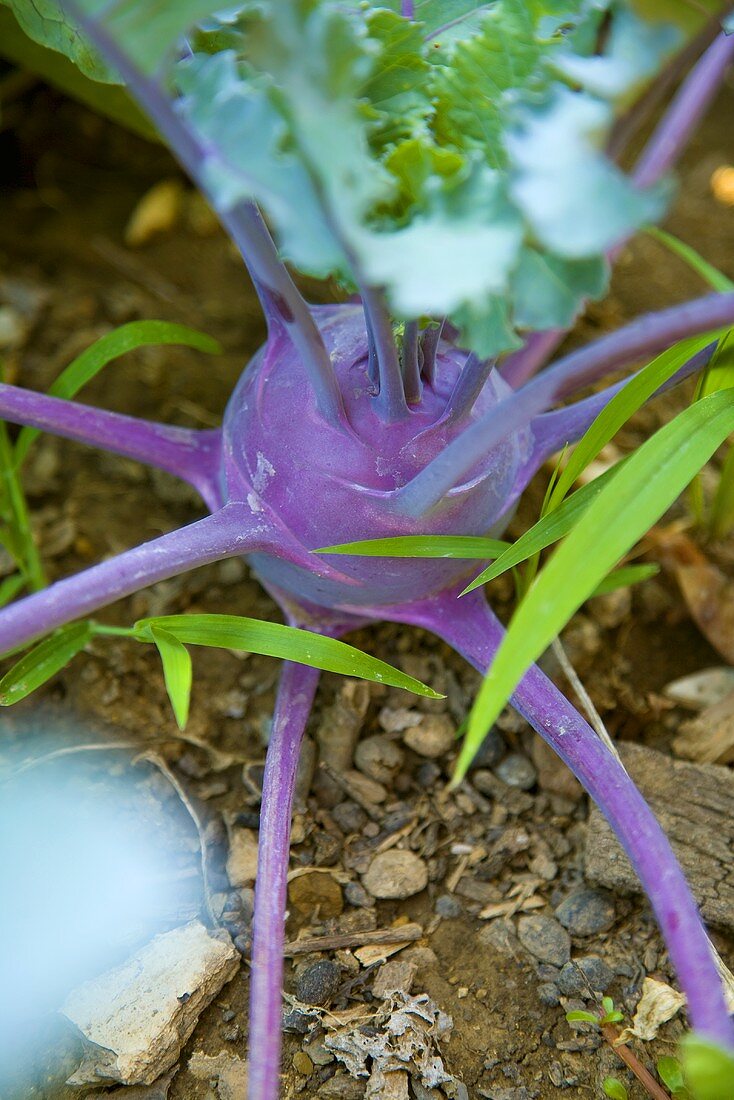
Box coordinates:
[1,3,734,1098]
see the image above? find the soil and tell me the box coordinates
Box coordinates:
[0,70,733,1100]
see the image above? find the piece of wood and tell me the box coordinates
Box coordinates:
[584,743,734,932]
[283,922,423,957]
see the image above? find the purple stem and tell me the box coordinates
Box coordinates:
[501,28,734,389]
[0,503,267,655]
[386,587,734,1048]
[443,352,496,424]
[419,320,444,386]
[528,344,713,461]
[401,0,414,18]
[633,29,734,189]
[395,292,734,516]
[364,307,379,391]
[361,286,409,421]
[0,383,223,509]
[501,330,565,390]
[248,659,322,1100]
[63,2,344,425]
[402,321,422,405]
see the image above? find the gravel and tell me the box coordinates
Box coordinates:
[495,753,538,790]
[555,888,615,936]
[295,960,342,1006]
[557,956,614,996]
[362,849,428,900]
[517,914,571,967]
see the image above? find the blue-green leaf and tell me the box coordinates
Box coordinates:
[314,535,510,558]
[681,1035,734,1100]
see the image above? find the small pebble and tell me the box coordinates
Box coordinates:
[289,872,344,918]
[470,727,505,768]
[517,914,571,967]
[495,753,537,790]
[344,881,373,908]
[537,981,561,1007]
[332,800,368,833]
[403,714,455,759]
[362,849,428,899]
[435,894,462,919]
[555,888,615,936]
[295,960,341,1006]
[293,1051,314,1076]
[416,761,441,788]
[354,735,404,784]
[557,956,614,996]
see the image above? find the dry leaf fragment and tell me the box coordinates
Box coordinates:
[624,977,686,1041]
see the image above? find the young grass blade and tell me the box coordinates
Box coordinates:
[462,462,624,594]
[314,535,510,558]
[14,321,221,465]
[0,621,92,705]
[647,228,734,293]
[150,624,193,730]
[591,563,659,597]
[457,388,734,779]
[134,615,443,699]
[710,445,734,540]
[548,331,724,510]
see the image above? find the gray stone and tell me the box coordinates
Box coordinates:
[470,727,505,768]
[363,850,428,900]
[495,753,537,791]
[517,914,571,967]
[354,735,404,784]
[435,894,462,919]
[537,981,561,1007]
[555,888,615,936]
[557,956,614,996]
[295,960,341,1006]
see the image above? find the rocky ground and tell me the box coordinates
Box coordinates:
[0,75,733,1100]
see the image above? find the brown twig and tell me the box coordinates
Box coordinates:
[283,922,423,957]
[600,1023,671,1100]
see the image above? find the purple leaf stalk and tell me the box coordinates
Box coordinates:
[2,12,734,1100]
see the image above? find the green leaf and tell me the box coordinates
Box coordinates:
[15,321,221,465]
[314,535,510,558]
[566,1010,600,1025]
[602,1079,628,1100]
[0,621,91,704]
[150,625,192,730]
[710,444,734,540]
[1,0,116,81]
[71,0,228,74]
[134,614,443,698]
[657,1055,688,1096]
[0,573,26,609]
[458,388,734,778]
[681,1035,734,1100]
[591,563,659,597]
[0,8,153,136]
[647,228,734,293]
[549,331,724,509]
[512,249,608,331]
[462,461,624,593]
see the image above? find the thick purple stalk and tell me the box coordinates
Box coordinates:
[633,29,734,189]
[63,2,344,425]
[0,383,222,509]
[419,320,444,386]
[401,0,414,18]
[0,504,263,654]
[361,286,409,420]
[395,292,734,515]
[402,321,422,405]
[385,588,734,1048]
[248,660,322,1100]
[529,343,713,460]
[501,330,565,390]
[443,353,496,425]
[501,28,734,388]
